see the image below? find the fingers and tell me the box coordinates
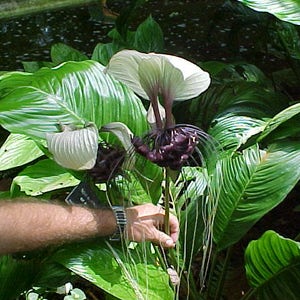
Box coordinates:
[124,204,179,248]
[153,229,176,248]
[169,213,179,243]
[157,206,179,244]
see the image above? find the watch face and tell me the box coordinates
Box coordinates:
[65,181,101,208]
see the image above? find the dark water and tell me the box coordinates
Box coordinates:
[0,0,281,71]
[1,4,115,70]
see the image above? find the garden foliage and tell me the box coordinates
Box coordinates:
[0,0,300,299]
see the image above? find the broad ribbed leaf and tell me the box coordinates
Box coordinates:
[188,81,287,130]
[258,103,300,141]
[54,241,174,300]
[0,134,44,171]
[209,115,265,151]
[12,159,79,196]
[245,230,300,299]
[0,61,148,139]
[238,0,300,25]
[214,142,300,250]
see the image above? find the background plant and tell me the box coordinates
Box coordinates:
[0,0,300,299]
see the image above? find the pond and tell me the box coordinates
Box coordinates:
[0,0,282,71]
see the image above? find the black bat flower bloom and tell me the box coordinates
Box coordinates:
[132,125,203,170]
[105,50,212,170]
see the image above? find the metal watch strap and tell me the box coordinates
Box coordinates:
[110,206,127,242]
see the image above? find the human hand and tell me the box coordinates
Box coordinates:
[125,203,179,248]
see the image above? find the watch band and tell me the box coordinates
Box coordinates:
[109,206,127,241]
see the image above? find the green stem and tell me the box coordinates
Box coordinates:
[213,246,233,300]
[163,167,200,300]
[164,167,170,236]
[205,250,219,299]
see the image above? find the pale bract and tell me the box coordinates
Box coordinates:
[46,124,99,170]
[105,49,211,102]
[101,121,135,170]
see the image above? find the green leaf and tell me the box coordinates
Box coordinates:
[213,142,300,250]
[113,154,163,205]
[209,115,265,151]
[0,255,39,300]
[245,230,300,299]
[0,191,10,198]
[0,133,44,171]
[133,15,164,52]
[189,80,287,130]
[54,241,174,300]
[92,42,121,66]
[22,61,55,73]
[238,0,300,25]
[0,60,148,140]
[12,159,79,196]
[258,103,300,141]
[51,43,88,65]
[117,170,158,204]
[0,255,73,300]
[273,22,300,61]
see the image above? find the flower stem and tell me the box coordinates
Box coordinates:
[164,167,170,236]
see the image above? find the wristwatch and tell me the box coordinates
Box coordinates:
[110,206,127,242]
[65,181,127,242]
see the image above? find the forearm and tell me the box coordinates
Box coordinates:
[0,200,117,254]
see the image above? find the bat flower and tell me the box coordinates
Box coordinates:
[46,124,99,171]
[105,50,211,170]
[46,122,133,181]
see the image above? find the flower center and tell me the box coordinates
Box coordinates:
[132,125,200,170]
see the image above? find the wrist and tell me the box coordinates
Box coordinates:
[109,206,127,241]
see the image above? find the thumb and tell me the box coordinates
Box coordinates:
[154,230,176,248]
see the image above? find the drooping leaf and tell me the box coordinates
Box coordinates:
[245,230,300,299]
[213,142,300,250]
[238,0,300,25]
[0,133,44,171]
[258,103,300,141]
[54,241,174,300]
[12,159,79,196]
[0,60,148,140]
